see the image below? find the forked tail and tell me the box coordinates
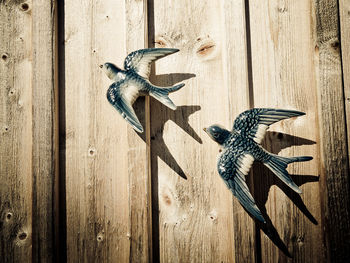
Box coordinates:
[149,83,185,110]
[264,154,313,193]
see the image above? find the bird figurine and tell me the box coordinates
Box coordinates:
[100,48,185,133]
[203,108,313,223]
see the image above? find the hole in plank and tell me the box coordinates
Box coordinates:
[20,3,29,11]
[18,232,27,240]
[6,212,13,220]
[2,53,8,61]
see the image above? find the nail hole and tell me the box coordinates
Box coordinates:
[18,232,27,240]
[2,53,8,61]
[97,234,103,242]
[6,212,12,220]
[88,148,96,156]
[20,3,29,11]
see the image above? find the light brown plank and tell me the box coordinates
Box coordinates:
[249,0,324,261]
[151,0,252,261]
[339,0,350,168]
[125,0,153,261]
[0,1,33,262]
[315,0,350,261]
[64,0,130,261]
[32,0,58,261]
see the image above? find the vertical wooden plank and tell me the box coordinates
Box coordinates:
[339,0,350,166]
[249,0,324,261]
[221,1,257,261]
[0,1,33,262]
[64,0,130,261]
[151,0,252,261]
[315,0,350,261]
[32,0,58,261]
[124,0,153,261]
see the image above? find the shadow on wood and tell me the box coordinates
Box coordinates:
[132,72,199,262]
[134,72,199,180]
[248,132,318,258]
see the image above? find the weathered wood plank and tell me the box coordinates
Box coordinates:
[315,0,350,262]
[151,0,252,261]
[249,0,324,261]
[0,1,33,262]
[32,0,58,261]
[339,0,350,170]
[221,1,257,261]
[125,0,153,261]
[64,0,130,261]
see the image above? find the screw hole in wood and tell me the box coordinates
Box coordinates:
[18,232,27,240]
[2,53,8,61]
[20,3,29,11]
[6,212,13,220]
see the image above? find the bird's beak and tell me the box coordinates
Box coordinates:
[99,64,103,68]
[203,128,207,132]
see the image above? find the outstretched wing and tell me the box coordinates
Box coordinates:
[233,108,305,144]
[106,81,143,133]
[218,150,265,223]
[124,48,179,79]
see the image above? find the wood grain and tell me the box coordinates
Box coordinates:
[315,0,350,262]
[339,0,350,166]
[125,0,153,261]
[64,0,130,261]
[248,0,324,261]
[150,0,253,261]
[32,0,58,261]
[0,1,33,262]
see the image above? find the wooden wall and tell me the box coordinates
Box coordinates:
[0,0,349,262]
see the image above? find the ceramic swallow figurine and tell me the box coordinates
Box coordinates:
[204,108,313,223]
[100,48,184,133]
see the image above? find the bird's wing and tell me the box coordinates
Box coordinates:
[107,81,143,133]
[232,108,305,144]
[124,48,179,79]
[218,151,265,222]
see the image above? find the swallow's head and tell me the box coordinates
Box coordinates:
[203,125,230,145]
[100,63,122,80]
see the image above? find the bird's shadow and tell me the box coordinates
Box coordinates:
[133,72,199,181]
[246,131,318,258]
[132,72,199,260]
